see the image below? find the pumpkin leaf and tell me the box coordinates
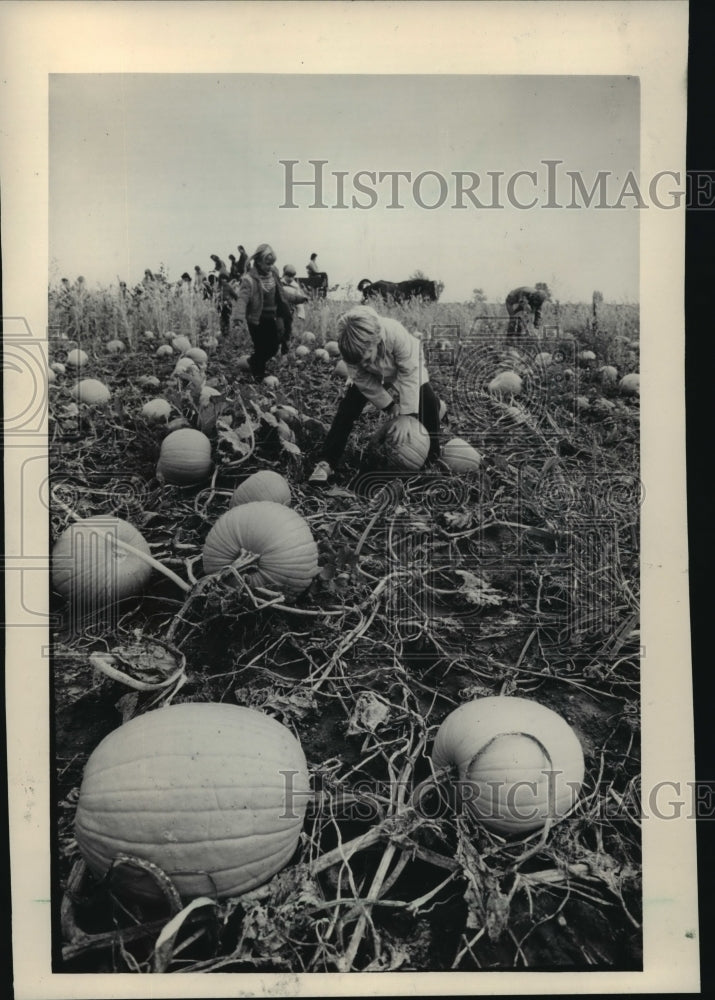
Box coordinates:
[216,418,252,458]
[265,687,317,722]
[442,510,472,530]
[326,486,356,498]
[89,641,185,691]
[485,886,511,942]
[346,691,391,735]
[280,439,302,456]
[115,691,140,723]
[454,570,506,607]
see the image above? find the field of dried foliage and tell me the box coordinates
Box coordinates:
[49,278,641,974]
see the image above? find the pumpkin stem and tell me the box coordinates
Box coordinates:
[52,494,191,593]
[107,535,192,593]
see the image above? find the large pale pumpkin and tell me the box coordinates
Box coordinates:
[157,428,212,485]
[66,349,88,369]
[74,702,310,903]
[432,696,584,834]
[202,501,318,595]
[230,470,291,507]
[72,379,111,405]
[52,516,152,608]
[488,371,523,397]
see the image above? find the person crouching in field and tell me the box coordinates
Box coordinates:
[505,283,551,335]
[308,305,441,483]
[233,244,293,380]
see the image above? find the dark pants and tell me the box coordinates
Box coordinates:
[219,304,232,336]
[247,315,284,378]
[322,382,441,467]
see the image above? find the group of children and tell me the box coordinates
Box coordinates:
[222,243,442,486]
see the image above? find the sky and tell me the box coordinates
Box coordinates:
[49,74,641,303]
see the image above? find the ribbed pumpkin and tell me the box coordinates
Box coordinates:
[383,416,430,471]
[173,357,200,379]
[325,340,340,357]
[52,516,152,608]
[202,502,318,595]
[72,379,111,405]
[313,348,330,363]
[230,470,291,507]
[488,371,523,397]
[432,697,584,834]
[66,349,88,369]
[157,428,212,485]
[619,373,640,395]
[156,344,174,358]
[74,702,310,903]
[141,398,172,422]
[295,345,310,359]
[442,437,482,472]
[272,404,301,425]
[106,339,125,354]
[171,335,193,354]
[578,350,597,364]
[184,347,208,367]
[301,331,316,345]
[534,351,552,369]
[598,365,618,383]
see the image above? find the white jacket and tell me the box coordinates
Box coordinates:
[346,317,428,414]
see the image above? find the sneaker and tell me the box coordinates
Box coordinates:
[308,460,333,483]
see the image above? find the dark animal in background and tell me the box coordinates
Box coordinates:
[297,272,329,299]
[358,278,438,304]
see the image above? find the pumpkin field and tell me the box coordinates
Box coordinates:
[49,279,642,974]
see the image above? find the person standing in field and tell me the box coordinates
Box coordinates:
[217,272,239,338]
[280,264,308,332]
[233,243,293,380]
[308,305,441,483]
[193,265,206,293]
[306,252,327,281]
[210,254,230,279]
[236,245,249,277]
[505,283,551,334]
[228,254,241,281]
